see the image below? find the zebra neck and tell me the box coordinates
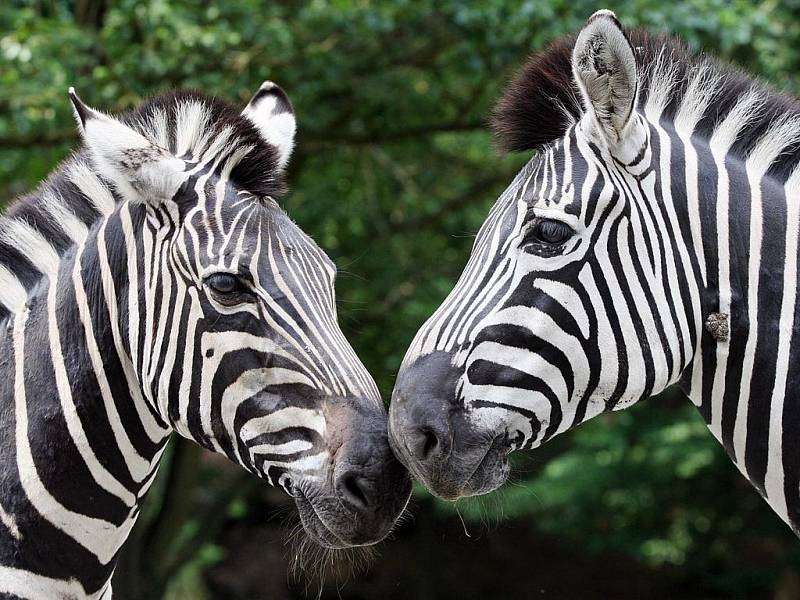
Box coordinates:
[0,204,171,594]
[677,138,800,533]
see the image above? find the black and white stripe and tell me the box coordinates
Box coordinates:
[0,83,409,597]
[389,10,800,533]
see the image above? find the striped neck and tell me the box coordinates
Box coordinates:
[0,199,171,596]
[668,108,800,533]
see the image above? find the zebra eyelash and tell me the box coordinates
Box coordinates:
[519,215,575,256]
[203,272,257,306]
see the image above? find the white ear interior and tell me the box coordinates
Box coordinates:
[242,81,296,170]
[69,88,185,204]
[572,10,639,146]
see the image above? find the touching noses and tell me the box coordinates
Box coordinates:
[388,352,461,479]
[388,351,512,500]
[331,402,413,543]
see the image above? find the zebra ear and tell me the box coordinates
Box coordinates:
[572,10,639,147]
[242,81,296,171]
[68,88,184,204]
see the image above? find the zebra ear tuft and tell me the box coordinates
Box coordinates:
[68,87,98,129]
[68,88,184,205]
[572,10,639,146]
[242,81,296,171]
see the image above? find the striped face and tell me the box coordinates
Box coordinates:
[389,12,687,500]
[391,127,678,498]
[72,85,411,548]
[157,181,409,547]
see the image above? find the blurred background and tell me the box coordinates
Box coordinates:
[3,1,800,598]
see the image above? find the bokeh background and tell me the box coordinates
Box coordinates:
[3,1,800,598]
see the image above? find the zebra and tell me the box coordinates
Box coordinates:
[389,9,800,536]
[0,82,411,598]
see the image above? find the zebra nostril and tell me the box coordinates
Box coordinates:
[404,423,448,465]
[338,473,372,511]
[421,428,440,460]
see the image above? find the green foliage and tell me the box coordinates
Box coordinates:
[3,0,800,597]
[440,393,800,596]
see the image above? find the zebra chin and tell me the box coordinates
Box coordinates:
[270,398,413,549]
[290,473,409,548]
[292,489,387,549]
[388,351,513,501]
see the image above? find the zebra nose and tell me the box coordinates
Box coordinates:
[389,351,461,470]
[407,422,450,464]
[336,471,375,511]
[419,427,441,460]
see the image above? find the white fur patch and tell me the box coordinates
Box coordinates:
[0,565,98,599]
[0,264,27,312]
[0,219,60,277]
[0,503,20,541]
[40,191,89,244]
[674,66,722,134]
[175,100,210,158]
[242,81,296,170]
[67,161,116,215]
[143,107,170,149]
[240,406,326,443]
[643,47,681,121]
[747,114,800,177]
[709,88,764,151]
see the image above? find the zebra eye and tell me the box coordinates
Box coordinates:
[523,218,573,247]
[205,273,244,296]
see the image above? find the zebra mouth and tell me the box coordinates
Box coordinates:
[436,437,511,501]
[390,424,511,501]
[460,439,511,497]
[293,489,352,549]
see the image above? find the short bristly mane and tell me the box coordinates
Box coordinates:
[492,29,800,179]
[0,91,284,321]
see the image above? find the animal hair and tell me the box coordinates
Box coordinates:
[492,28,800,181]
[0,90,286,320]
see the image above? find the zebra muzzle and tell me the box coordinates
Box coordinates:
[389,351,511,500]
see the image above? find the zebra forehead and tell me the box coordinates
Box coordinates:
[243,205,337,275]
[192,199,337,279]
[122,90,285,199]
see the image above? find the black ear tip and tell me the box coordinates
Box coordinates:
[259,80,279,92]
[248,80,294,115]
[587,9,623,29]
[575,8,632,59]
[68,87,93,128]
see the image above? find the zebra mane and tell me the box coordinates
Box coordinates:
[0,90,284,317]
[492,29,800,180]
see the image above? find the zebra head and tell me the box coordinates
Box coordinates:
[69,84,411,547]
[390,11,688,499]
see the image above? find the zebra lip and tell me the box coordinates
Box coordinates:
[461,444,510,496]
[293,491,351,549]
[421,441,510,502]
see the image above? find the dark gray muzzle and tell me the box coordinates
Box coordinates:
[388,351,510,500]
[295,398,412,548]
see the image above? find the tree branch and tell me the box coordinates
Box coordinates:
[0,129,76,149]
[302,120,485,146]
[0,120,484,152]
